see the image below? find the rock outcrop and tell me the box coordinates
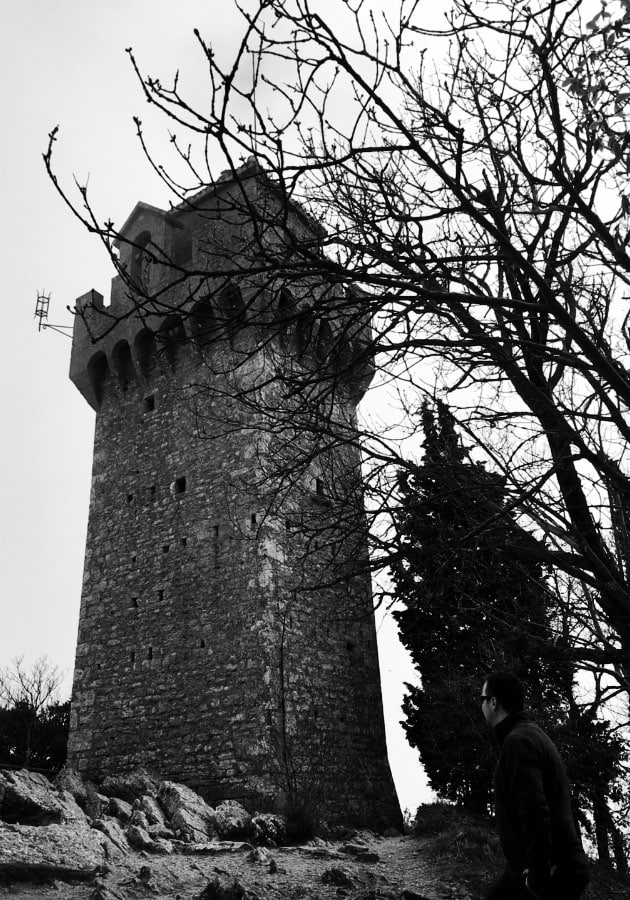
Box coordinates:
[0,822,105,881]
[100,769,159,803]
[157,780,218,842]
[215,800,254,841]
[251,812,286,847]
[0,769,88,826]
[0,767,290,884]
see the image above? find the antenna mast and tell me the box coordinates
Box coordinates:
[34,291,73,337]
[35,291,51,331]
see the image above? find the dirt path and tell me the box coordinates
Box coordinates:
[0,834,476,900]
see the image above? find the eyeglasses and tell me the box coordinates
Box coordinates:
[480,695,492,702]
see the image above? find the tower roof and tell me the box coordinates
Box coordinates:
[114,202,182,248]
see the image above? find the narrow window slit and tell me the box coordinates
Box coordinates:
[172,476,186,495]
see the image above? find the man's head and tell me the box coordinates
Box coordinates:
[481,671,525,727]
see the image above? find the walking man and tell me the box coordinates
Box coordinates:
[482,671,590,900]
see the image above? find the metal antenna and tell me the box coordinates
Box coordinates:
[35,291,51,331]
[34,291,73,337]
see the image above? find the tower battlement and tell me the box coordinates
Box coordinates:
[70,168,373,412]
[67,170,400,828]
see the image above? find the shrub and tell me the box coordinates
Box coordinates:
[413,802,473,836]
[283,798,318,844]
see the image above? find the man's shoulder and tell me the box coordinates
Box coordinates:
[509,718,544,737]
[503,717,539,745]
[503,718,558,756]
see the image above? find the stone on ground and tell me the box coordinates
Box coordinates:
[100,768,159,803]
[108,796,133,822]
[196,874,250,900]
[133,793,167,828]
[251,813,286,847]
[215,800,254,841]
[0,769,87,827]
[92,816,130,854]
[54,767,90,808]
[0,822,105,881]
[321,866,355,887]
[157,780,218,842]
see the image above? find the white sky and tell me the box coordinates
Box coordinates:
[0,0,433,815]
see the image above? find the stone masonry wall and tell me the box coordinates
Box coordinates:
[67,166,400,828]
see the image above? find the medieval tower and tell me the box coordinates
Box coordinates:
[67,160,400,827]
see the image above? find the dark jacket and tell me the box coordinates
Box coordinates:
[493,713,587,881]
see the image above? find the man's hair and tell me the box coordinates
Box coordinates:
[485,671,526,714]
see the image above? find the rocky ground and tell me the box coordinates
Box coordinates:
[0,768,626,900]
[0,767,478,900]
[0,830,473,900]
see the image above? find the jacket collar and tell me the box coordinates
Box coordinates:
[494,712,530,746]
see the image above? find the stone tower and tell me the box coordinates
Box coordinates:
[67,162,400,828]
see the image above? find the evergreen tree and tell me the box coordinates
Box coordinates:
[391,401,567,811]
[0,699,69,772]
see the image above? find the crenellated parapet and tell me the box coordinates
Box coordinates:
[69,173,374,412]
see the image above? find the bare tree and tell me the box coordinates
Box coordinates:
[45,0,630,697]
[0,656,64,767]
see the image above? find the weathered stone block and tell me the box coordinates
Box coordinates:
[133,793,167,828]
[101,769,158,803]
[0,770,78,826]
[126,822,155,851]
[129,808,149,829]
[92,816,130,854]
[158,781,217,842]
[215,800,253,841]
[196,874,250,900]
[251,813,286,847]
[126,823,171,854]
[54,767,90,808]
[108,797,133,822]
[0,822,105,881]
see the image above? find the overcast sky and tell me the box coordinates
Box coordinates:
[0,0,436,814]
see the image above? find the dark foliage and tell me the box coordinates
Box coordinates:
[553,712,628,875]
[391,401,571,810]
[0,699,70,772]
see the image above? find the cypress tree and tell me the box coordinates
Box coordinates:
[391,401,564,810]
